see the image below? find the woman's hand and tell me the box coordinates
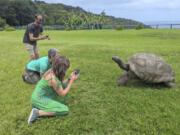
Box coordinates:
[70,72,79,82]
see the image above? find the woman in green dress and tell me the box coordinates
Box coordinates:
[28,55,79,125]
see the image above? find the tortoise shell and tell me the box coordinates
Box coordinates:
[127,53,175,83]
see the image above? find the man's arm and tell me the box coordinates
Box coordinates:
[29,33,46,41]
[40,32,50,40]
[40,32,45,37]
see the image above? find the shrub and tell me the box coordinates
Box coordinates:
[0,18,6,27]
[5,27,16,31]
[115,25,124,30]
[0,27,4,31]
[65,27,71,31]
[135,24,143,30]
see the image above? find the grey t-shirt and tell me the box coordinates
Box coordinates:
[23,23,43,46]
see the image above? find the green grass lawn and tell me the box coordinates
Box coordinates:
[1,29,180,135]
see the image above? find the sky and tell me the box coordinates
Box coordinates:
[42,0,180,24]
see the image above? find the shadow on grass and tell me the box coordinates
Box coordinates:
[119,79,171,90]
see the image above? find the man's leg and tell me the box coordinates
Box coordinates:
[35,53,39,59]
[34,45,39,59]
[24,43,35,61]
[23,68,40,84]
[30,55,36,61]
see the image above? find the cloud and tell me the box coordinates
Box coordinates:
[44,0,180,9]
[42,0,180,22]
[126,0,180,9]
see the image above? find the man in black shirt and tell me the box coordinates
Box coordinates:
[23,14,50,61]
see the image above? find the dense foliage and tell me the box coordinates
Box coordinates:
[5,26,16,31]
[115,25,124,30]
[0,0,148,28]
[136,24,143,30]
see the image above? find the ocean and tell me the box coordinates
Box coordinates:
[143,21,180,29]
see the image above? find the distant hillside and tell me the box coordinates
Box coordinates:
[36,1,148,26]
[0,0,149,28]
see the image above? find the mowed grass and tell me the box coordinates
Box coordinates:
[1,29,180,135]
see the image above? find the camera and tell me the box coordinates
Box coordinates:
[75,69,80,75]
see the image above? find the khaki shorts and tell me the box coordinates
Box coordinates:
[24,43,39,56]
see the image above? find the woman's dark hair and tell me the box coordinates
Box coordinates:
[52,56,70,82]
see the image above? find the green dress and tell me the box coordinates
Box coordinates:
[30,78,69,116]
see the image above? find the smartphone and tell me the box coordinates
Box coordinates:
[75,69,80,75]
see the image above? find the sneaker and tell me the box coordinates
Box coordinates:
[28,108,39,125]
[22,74,27,82]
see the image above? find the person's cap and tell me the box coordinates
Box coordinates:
[48,48,59,58]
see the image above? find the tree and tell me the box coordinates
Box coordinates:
[0,0,9,19]
[12,0,42,25]
[0,0,146,28]
[71,14,83,29]
[99,11,105,22]
[6,6,19,26]
[0,17,6,27]
[98,11,109,25]
[4,0,43,26]
[83,12,97,29]
[63,12,83,30]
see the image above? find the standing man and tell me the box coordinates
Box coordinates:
[23,14,50,61]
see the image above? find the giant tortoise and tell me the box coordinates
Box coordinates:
[112,53,177,89]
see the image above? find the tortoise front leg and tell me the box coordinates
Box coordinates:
[117,72,129,86]
[165,82,178,89]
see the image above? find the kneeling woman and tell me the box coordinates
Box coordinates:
[28,56,79,124]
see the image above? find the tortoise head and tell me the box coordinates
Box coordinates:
[112,56,129,71]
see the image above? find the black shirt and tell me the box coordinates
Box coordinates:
[23,23,43,46]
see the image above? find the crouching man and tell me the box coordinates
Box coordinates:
[22,48,59,84]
